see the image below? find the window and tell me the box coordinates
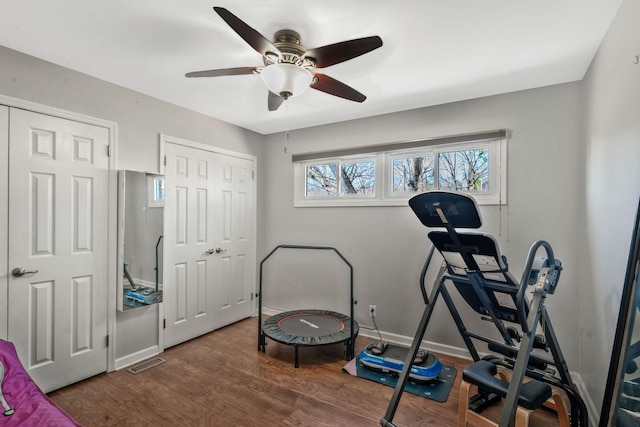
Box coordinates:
[147,174,165,208]
[305,157,376,198]
[391,154,435,193]
[293,131,506,207]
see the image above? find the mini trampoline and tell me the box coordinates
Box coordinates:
[258,245,359,368]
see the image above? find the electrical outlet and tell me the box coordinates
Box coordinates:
[369,305,377,318]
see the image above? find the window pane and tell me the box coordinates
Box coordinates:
[306,163,338,196]
[438,149,488,192]
[392,155,435,193]
[154,177,165,202]
[341,160,375,195]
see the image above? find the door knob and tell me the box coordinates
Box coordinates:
[205,248,226,255]
[11,267,39,277]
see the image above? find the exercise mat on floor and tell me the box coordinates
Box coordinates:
[342,356,457,403]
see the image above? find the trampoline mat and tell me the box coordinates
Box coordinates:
[263,309,359,347]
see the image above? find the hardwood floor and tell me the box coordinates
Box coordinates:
[48,317,564,426]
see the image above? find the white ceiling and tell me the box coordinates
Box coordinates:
[0,1,622,135]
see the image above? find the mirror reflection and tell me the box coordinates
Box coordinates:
[611,270,640,426]
[118,170,164,310]
[602,197,640,426]
[617,291,640,425]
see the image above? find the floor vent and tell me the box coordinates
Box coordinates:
[127,357,165,374]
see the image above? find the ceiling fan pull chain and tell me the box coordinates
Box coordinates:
[284,102,289,154]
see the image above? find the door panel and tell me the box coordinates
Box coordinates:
[163,143,217,348]
[7,108,109,392]
[212,154,254,328]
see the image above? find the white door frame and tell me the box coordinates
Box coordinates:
[0,94,118,372]
[158,133,257,352]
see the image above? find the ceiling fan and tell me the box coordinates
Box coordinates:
[186,7,383,111]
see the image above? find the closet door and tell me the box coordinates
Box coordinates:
[163,142,217,348]
[7,108,110,393]
[163,141,256,348]
[210,153,255,328]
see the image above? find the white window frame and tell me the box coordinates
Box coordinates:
[147,174,165,208]
[293,133,507,207]
[303,155,379,201]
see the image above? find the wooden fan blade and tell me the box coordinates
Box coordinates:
[185,67,258,78]
[303,36,382,68]
[311,73,366,103]
[214,7,281,58]
[268,91,285,111]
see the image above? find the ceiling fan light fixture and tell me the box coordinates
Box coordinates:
[260,63,312,99]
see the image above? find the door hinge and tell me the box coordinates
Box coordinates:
[163,318,166,329]
[107,145,112,157]
[252,170,255,180]
[106,335,109,347]
[251,293,254,301]
[164,155,167,166]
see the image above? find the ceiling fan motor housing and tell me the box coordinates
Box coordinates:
[265,30,316,68]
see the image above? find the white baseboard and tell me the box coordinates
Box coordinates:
[572,372,599,426]
[115,345,160,370]
[358,325,474,361]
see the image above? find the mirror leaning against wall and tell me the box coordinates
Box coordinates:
[600,195,640,426]
[116,170,164,311]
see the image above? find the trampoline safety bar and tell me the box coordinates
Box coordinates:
[257,245,358,368]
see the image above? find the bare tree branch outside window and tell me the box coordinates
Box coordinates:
[438,149,488,191]
[306,160,375,196]
[306,163,338,196]
[392,156,435,192]
[341,161,375,194]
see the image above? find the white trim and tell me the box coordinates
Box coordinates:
[358,325,474,361]
[0,93,119,372]
[574,373,600,427]
[114,345,160,370]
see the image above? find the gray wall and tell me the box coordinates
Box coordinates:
[0,45,264,360]
[262,82,584,363]
[580,0,640,417]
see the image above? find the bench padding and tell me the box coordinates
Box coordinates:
[462,360,552,410]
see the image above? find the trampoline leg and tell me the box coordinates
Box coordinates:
[258,333,266,353]
[295,346,299,368]
[346,340,354,361]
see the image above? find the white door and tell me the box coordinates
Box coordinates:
[7,108,110,392]
[163,143,217,348]
[163,142,255,348]
[211,153,255,328]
